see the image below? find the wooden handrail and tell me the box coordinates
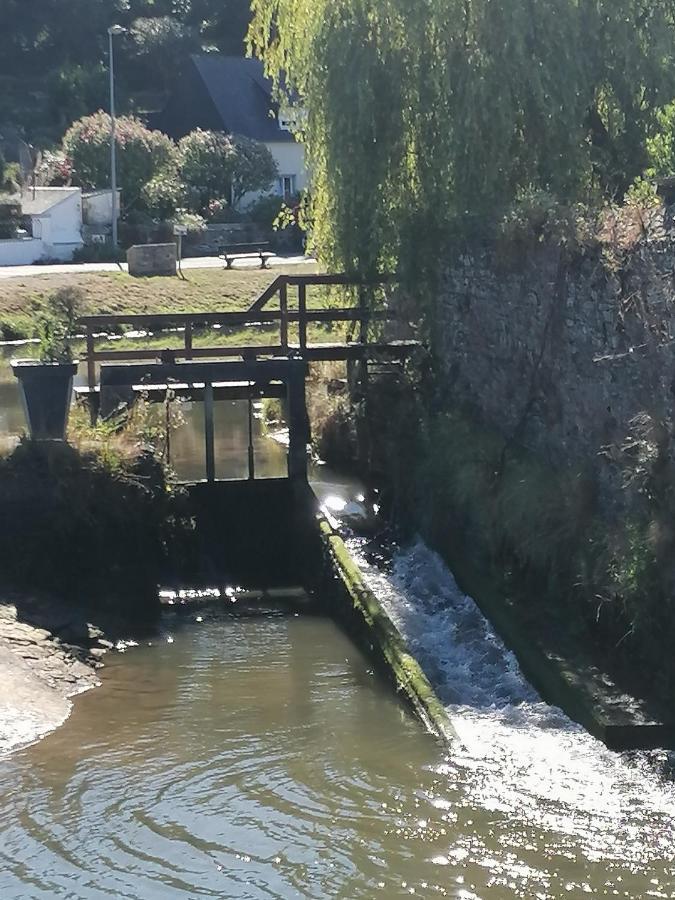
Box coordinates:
[78,309,395,329]
[246,274,287,313]
[80,271,401,394]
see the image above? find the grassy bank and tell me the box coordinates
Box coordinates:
[0,263,318,340]
[0,416,196,611]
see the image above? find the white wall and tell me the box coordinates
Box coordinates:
[32,195,83,260]
[83,190,121,227]
[237,141,308,211]
[0,239,44,266]
[47,195,83,245]
[267,141,307,194]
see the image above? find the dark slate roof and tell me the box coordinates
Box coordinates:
[191,55,295,143]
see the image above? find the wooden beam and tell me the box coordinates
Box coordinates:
[285,273,395,286]
[99,358,309,387]
[90,345,285,363]
[279,280,288,351]
[246,275,287,313]
[184,322,193,360]
[204,382,215,483]
[247,387,255,481]
[298,282,307,350]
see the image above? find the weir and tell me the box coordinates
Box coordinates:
[75,272,418,482]
[62,273,451,738]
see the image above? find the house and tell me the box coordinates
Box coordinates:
[154,55,307,205]
[0,188,83,266]
[0,187,120,266]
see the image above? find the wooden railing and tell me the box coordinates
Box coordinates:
[79,273,399,392]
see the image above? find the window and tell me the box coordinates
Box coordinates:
[278,175,296,201]
[278,108,297,132]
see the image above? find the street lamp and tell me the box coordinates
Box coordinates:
[108,25,125,249]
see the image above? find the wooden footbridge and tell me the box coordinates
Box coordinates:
[77,272,418,483]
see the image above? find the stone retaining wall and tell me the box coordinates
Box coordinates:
[435,239,675,509]
[127,242,176,277]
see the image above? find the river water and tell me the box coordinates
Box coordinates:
[3,352,675,897]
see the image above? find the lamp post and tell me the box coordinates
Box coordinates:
[108,25,125,249]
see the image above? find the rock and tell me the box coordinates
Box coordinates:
[87,624,104,641]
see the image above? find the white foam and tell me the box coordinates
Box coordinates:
[348,538,675,861]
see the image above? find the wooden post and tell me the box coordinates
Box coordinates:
[298,282,307,350]
[358,285,369,345]
[247,384,255,481]
[86,325,97,425]
[279,281,288,352]
[287,364,308,482]
[204,381,215,483]
[185,321,193,360]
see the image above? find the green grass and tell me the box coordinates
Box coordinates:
[0,263,323,340]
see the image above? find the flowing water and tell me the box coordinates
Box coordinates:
[3,350,675,897]
[1,596,675,899]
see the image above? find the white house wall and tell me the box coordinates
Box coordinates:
[31,195,83,261]
[267,141,307,194]
[83,190,121,227]
[47,194,83,246]
[238,141,308,211]
[0,239,44,266]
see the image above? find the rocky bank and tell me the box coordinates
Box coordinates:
[0,596,116,753]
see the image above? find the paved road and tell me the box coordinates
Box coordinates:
[0,254,316,280]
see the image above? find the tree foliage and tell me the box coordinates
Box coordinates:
[250,0,675,275]
[178,129,278,211]
[178,129,238,211]
[63,112,176,204]
[0,0,252,146]
[229,135,279,205]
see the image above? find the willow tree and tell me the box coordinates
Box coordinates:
[250,0,675,275]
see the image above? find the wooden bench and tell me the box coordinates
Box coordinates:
[219,242,274,269]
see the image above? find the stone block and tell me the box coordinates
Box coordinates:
[127,243,176,277]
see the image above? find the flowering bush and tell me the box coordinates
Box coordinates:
[178,129,237,213]
[141,172,186,219]
[178,129,278,211]
[229,135,278,205]
[36,151,73,187]
[63,112,177,205]
[173,208,207,233]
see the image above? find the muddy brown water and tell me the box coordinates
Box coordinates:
[2,612,675,898]
[3,349,675,898]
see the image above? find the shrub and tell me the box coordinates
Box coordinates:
[0,201,21,239]
[178,129,237,213]
[141,171,187,219]
[35,287,83,363]
[647,102,675,177]
[173,208,207,233]
[246,194,284,227]
[72,243,126,264]
[63,111,177,206]
[205,197,241,223]
[1,162,21,194]
[0,440,191,607]
[178,129,278,211]
[229,135,278,206]
[36,150,73,187]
